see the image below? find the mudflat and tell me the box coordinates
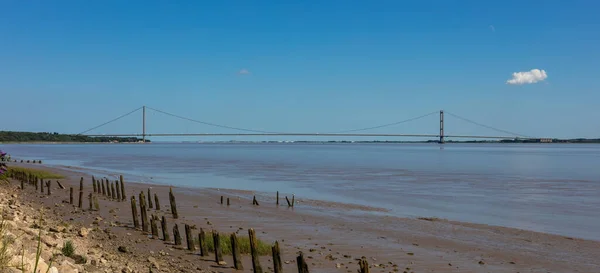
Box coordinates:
[9,162,600,272]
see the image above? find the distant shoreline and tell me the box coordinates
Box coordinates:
[2,140,600,144]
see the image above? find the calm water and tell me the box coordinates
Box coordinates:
[3,143,600,240]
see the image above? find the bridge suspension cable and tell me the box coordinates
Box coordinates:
[78,107,143,135]
[146,107,281,134]
[147,106,440,134]
[444,111,532,138]
[324,111,439,133]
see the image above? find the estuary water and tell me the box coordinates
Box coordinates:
[3,143,600,240]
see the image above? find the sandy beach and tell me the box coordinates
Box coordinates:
[2,161,599,272]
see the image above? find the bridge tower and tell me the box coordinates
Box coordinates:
[142,106,146,143]
[439,110,444,144]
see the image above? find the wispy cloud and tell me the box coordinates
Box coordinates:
[489,25,495,32]
[238,68,250,75]
[506,69,548,85]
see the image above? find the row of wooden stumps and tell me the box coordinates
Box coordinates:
[12,171,65,197]
[90,175,126,202]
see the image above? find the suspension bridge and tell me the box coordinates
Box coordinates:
[79,106,536,143]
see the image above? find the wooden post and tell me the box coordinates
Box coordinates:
[120,175,126,201]
[154,194,160,210]
[173,224,182,245]
[20,179,24,190]
[161,216,169,242]
[276,191,279,205]
[286,196,292,207]
[131,196,139,229]
[220,196,223,205]
[40,179,44,193]
[185,224,195,251]
[272,241,282,273]
[292,194,295,207]
[227,198,230,206]
[147,188,153,209]
[116,180,121,201]
[151,215,159,238]
[249,228,263,273]
[111,182,116,201]
[69,187,73,205]
[56,181,65,189]
[199,228,208,256]
[79,177,83,192]
[46,181,51,195]
[169,187,179,219]
[213,231,223,264]
[359,257,370,273]
[231,233,243,270]
[92,177,97,193]
[94,195,100,211]
[78,191,83,208]
[101,180,106,196]
[297,252,309,273]
[253,195,259,206]
[88,193,93,210]
[35,177,38,191]
[140,192,148,232]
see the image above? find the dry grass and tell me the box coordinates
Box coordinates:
[0,214,14,270]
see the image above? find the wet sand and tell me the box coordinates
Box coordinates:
[13,162,600,272]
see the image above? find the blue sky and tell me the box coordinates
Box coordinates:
[1,0,599,141]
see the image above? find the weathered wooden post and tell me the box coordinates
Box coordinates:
[297,252,309,273]
[69,187,74,205]
[79,177,83,192]
[35,177,39,191]
[249,228,263,273]
[169,187,179,219]
[231,233,243,270]
[40,178,44,193]
[147,188,153,209]
[116,180,121,201]
[89,193,93,210]
[78,191,83,208]
[286,196,292,207]
[101,180,106,196]
[131,196,139,229]
[139,191,149,232]
[185,224,195,251]
[292,194,295,207]
[92,176,96,193]
[111,182,116,201]
[20,179,24,190]
[227,198,230,206]
[120,175,126,201]
[253,195,259,206]
[199,228,208,256]
[272,241,282,273]
[161,216,170,242]
[213,231,223,265]
[56,181,65,189]
[358,257,370,273]
[154,194,160,210]
[276,191,279,205]
[94,195,100,211]
[47,180,51,195]
[151,215,159,238]
[173,224,182,245]
[220,196,223,205]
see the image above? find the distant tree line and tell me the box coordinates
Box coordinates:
[0,131,148,143]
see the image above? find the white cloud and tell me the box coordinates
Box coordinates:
[238,68,250,75]
[489,25,495,32]
[506,69,548,85]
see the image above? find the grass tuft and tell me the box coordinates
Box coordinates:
[195,232,271,255]
[6,166,64,179]
[61,240,75,257]
[0,213,14,270]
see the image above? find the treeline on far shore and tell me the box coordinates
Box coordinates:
[0,131,148,143]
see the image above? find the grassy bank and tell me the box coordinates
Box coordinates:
[195,232,272,255]
[6,166,64,180]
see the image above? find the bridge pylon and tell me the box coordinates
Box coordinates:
[439,110,444,144]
